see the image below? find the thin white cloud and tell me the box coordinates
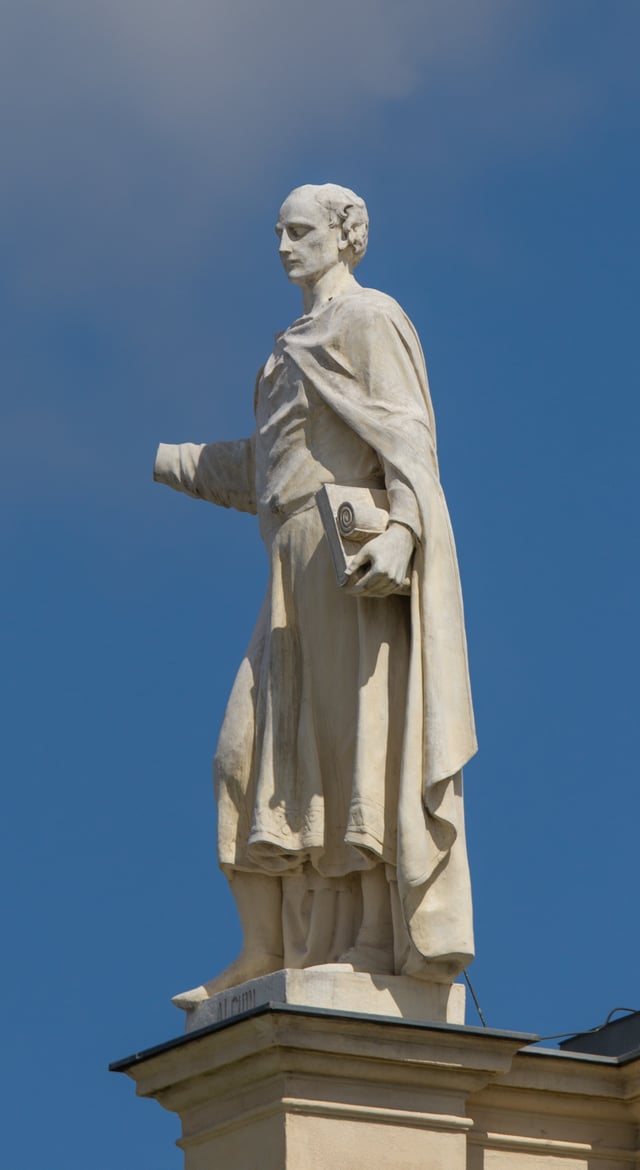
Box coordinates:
[1,0,637,301]
[0,0,529,297]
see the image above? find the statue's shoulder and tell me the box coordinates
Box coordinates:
[339,287,409,327]
[331,289,420,349]
[330,290,420,358]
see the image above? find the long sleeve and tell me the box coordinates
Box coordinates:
[384,462,422,543]
[153,437,257,514]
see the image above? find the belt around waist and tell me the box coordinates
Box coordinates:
[259,477,386,523]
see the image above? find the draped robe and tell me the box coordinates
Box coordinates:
[154,288,477,974]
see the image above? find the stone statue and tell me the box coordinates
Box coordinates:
[154,184,477,1007]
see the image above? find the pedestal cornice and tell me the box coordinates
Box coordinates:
[112,1003,536,1169]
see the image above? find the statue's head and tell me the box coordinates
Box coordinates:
[276,183,369,286]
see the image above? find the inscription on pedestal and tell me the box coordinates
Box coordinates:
[214,986,257,1022]
[183,969,467,1034]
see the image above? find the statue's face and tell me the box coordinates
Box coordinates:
[275,188,342,286]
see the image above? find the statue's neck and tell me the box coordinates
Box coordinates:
[301,266,360,316]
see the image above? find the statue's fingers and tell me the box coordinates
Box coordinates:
[363,568,401,597]
[348,569,376,594]
[344,570,367,593]
[367,577,397,597]
[346,548,371,575]
[350,568,389,596]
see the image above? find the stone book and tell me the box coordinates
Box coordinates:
[316,482,411,593]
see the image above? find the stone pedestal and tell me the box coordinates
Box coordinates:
[112,996,533,1170]
[181,965,466,1033]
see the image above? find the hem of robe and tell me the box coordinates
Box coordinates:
[219,827,396,879]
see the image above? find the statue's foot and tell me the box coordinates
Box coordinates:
[337,944,394,975]
[172,950,284,1011]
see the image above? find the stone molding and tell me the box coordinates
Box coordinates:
[113,1005,533,1169]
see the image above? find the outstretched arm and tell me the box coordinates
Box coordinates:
[153,437,257,514]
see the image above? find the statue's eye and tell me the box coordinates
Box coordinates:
[287,225,313,241]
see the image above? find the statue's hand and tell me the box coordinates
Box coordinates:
[344,523,414,598]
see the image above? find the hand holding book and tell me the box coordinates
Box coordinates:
[344,522,414,597]
[316,484,413,597]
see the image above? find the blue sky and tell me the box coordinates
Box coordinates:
[2,2,639,1165]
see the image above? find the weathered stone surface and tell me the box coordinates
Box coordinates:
[113,1008,640,1170]
[113,1008,534,1170]
[181,965,466,1034]
[154,184,477,1003]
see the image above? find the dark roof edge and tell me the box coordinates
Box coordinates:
[109,1001,538,1073]
[521,1043,640,1067]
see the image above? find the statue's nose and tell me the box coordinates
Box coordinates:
[279,233,291,255]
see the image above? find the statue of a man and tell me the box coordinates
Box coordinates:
[154,184,477,1006]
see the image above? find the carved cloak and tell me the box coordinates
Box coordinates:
[155,288,477,972]
[281,290,477,970]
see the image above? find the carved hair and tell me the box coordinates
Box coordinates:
[314,183,369,268]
